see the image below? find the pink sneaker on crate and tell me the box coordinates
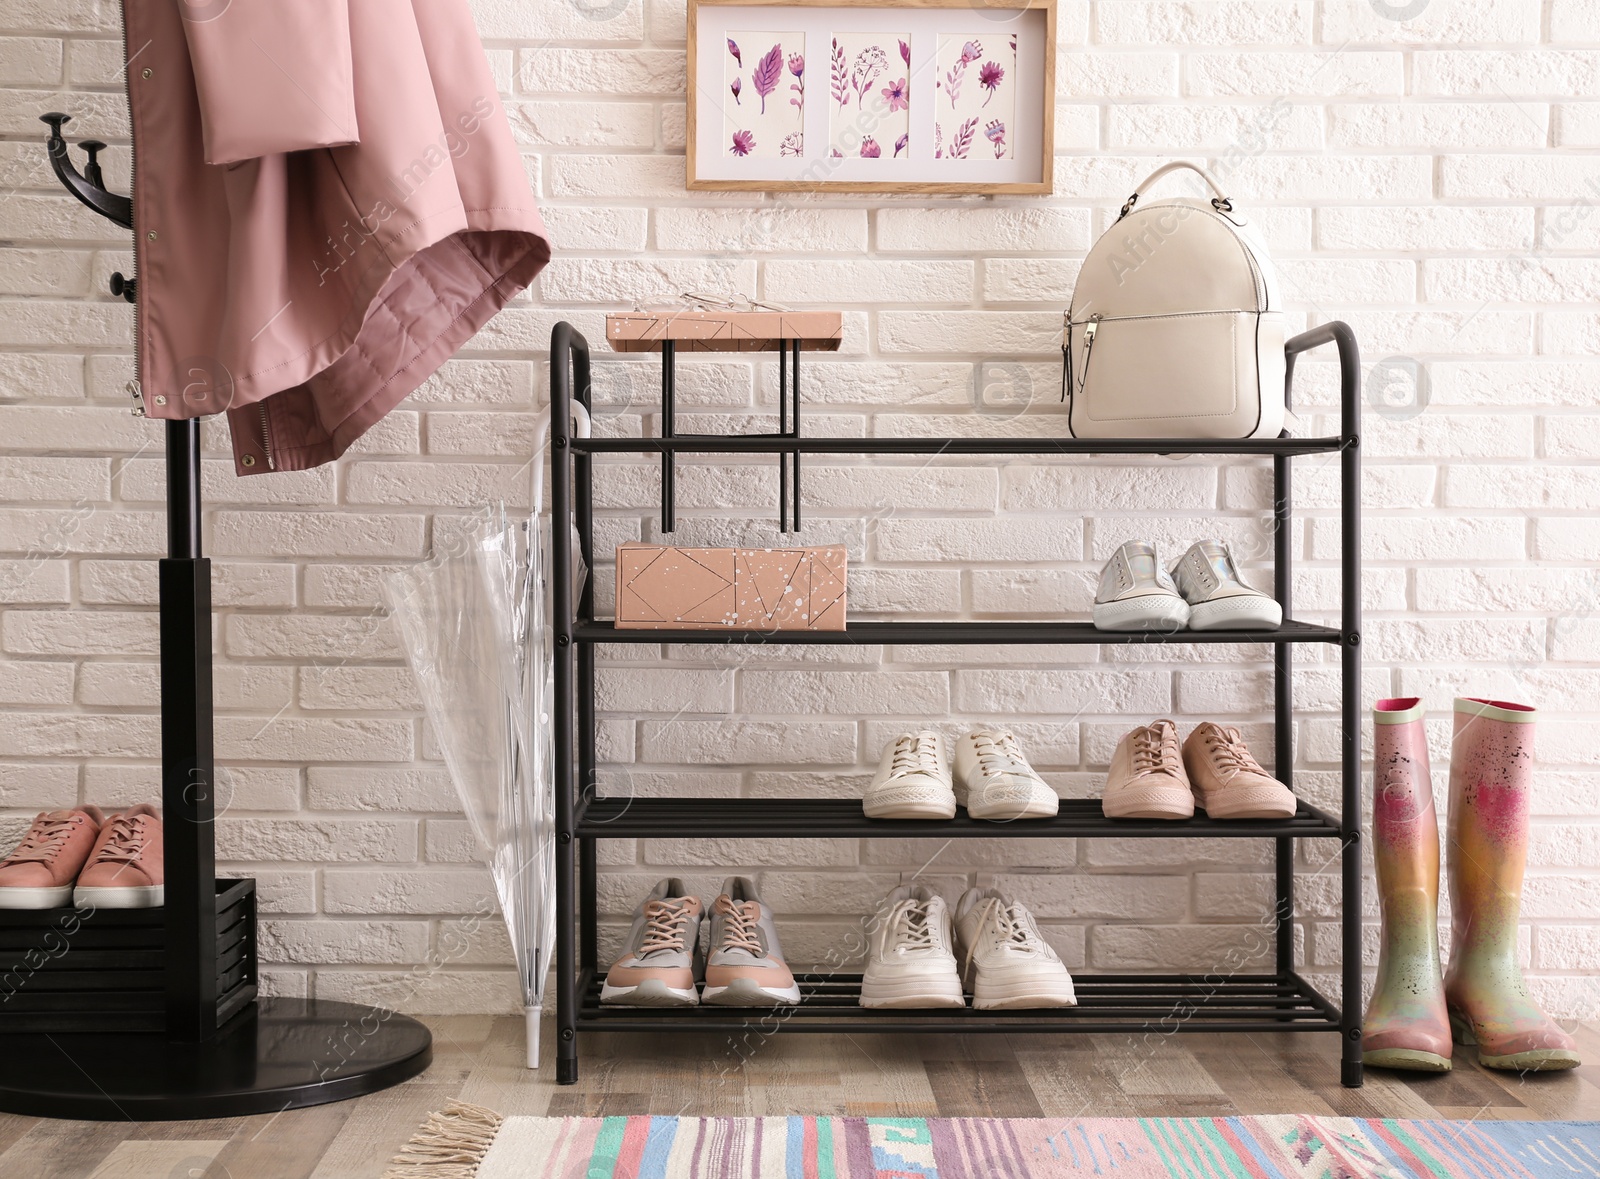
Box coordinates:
[0,807,106,908]
[74,804,164,909]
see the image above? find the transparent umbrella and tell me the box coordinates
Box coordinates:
[384,404,587,1068]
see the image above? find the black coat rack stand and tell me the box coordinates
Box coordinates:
[0,115,434,1120]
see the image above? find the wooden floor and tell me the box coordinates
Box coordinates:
[2,1016,1597,1178]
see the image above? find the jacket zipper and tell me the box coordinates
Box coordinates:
[119,0,141,417]
[256,404,276,470]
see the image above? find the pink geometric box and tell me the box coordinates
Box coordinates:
[614,542,846,631]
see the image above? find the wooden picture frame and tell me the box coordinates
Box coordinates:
[687,0,1056,194]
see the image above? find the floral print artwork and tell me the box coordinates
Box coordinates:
[724,31,804,159]
[827,31,909,160]
[935,33,1015,160]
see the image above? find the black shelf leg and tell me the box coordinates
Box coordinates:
[161,420,217,1041]
[661,340,675,534]
[1273,449,1294,978]
[1338,326,1364,1088]
[552,324,584,1085]
[790,340,801,532]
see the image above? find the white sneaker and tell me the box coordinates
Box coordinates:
[859,885,965,1009]
[863,731,956,820]
[954,888,1077,1010]
[953,730,1059,820]
[1093,540,1190,632]
[1169,540,1282,631]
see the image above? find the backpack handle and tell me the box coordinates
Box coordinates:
[1118,161,1234,220]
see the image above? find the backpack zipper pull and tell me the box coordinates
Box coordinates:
[127,380,146,418]
[1078,314,1103,396]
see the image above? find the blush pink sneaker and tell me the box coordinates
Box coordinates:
[0,807,106,908]
[74,804,164,909]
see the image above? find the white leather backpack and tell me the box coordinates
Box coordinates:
[1063,162,1285,439]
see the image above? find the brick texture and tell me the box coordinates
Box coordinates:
[0,0,1595,1020]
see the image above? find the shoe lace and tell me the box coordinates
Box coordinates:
[6,815,81,864]
[973,730,1030,779]
[886,898,940,955]
[962,898,1046,974]
[889,733,940,778]
[1206,726,1266,780]
[1130,722,1180,777]
[714,896,765,956]
[638,900,694,956]
[90,813,150,866]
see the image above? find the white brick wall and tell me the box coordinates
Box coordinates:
[0,0,1596,1020]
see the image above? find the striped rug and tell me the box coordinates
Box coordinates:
[419,1112,1600,1178]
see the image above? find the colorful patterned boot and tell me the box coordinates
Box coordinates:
[1361,698,1452,1072]
[1444,698,1580,1071]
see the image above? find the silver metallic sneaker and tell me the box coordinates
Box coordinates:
[1093,540,1190,632]
[1169,540,1282,631]
[600,878,704,1007]
[702,877,801,1006]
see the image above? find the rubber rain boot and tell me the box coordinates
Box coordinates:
[1361,698,1452,1072]
[1444,698,1580,1072]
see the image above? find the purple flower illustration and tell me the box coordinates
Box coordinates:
[850,45,888,109]
[752,43,783,114]
[830,147,843,157]
[894,132,908,157]
[788,53,804,111]
[831,38,848,110]
[960,40,983,64]
[860,137,880,158]
[730,129,755,156]
[979,60,1005,104]
[985,118,1006,158]
[882,76,908,113]
[899,39,910,66]
[945,40,983,108]
[730,76,741,105]
[727,38,741,66]
[780,131,803,157]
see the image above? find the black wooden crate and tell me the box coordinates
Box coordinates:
[0,879,256,1033]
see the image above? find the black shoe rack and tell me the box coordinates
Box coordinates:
[548,320,1364,1088]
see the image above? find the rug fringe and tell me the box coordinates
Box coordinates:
[380,1100,505,1179]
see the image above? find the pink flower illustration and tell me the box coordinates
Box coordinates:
[985,118,1006,158]
[860,137,881,158]
[979,60,1005,104]
[899,39,910,66]
[960,40,983,64]
[727,38,741,66]
[730,76,741,105]
[780,132,803,157]
[730,129,755,156]
[882,76,908,113]
[894,132,908,157]
[788,53,804,111]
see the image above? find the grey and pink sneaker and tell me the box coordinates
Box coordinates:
[74,804,164,909]
[0,807,106,909]
[702,877,800,1007]
[601,878,704,1007]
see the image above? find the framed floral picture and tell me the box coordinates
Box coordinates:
[688,0,1056,194]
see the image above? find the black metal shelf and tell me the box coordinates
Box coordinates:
[571,435,1349,456]
[549,319,1367,1088]
[577,971,1341,1034]
[576,797,1344,839]
[577,618,1343,646]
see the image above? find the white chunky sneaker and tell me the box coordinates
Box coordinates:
[702,877,801,1006]
[863,731,956,820]
[600,878,704,1007]
[1169,540,1282,631]
[953,729,1059,820]
[1093,540,1190,632]
[859,885,965,1009]
[954,888,1077,1010]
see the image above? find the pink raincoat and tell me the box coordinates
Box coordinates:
[123,0,550,475]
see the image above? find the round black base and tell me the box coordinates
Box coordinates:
[0,998,433,1120]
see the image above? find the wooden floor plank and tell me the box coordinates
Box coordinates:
[306,1083,460,1179]
[0,1120,129,1179]
[208,1101,351,1179]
